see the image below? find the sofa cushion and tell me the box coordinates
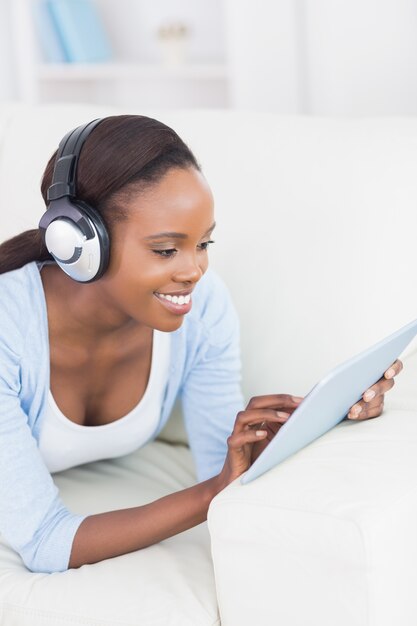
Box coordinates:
[0,440,219,626]
[208,376,417,626]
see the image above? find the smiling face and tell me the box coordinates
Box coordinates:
[97,166,215,333]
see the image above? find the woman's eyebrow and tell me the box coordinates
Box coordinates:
[143,222,216,241]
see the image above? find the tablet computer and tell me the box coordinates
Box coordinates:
[241,316,417,485]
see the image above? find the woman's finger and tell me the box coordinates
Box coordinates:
[246,411,290,430]
[235,409,290,433]
[361,395,384,410]
[348,400,384,421]
[361,359,403,403]
[348,400,365,419]
[348,398,384,419]
[227,429,268,450]
[362,377,394,402]
[384,359,403,379]
[246,394,303,411]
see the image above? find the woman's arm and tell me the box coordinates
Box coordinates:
[68,475,221,568]
[180,270,246,482]
[0,365,87,574]
[69,390,286,568]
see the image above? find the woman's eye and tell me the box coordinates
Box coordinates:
[198,240,215,251]
[152,249,177,258]
[152,241,215,259]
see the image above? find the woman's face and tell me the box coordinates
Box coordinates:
[101,166,215,333]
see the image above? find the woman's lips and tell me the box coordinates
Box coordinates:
[154,292,192,315]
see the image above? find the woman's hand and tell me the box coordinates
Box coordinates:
[215,359,404,490]
[347,359,403,420]
[248,360,404,464]
[216,394,303,488]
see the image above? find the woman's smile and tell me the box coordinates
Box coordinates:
[154,290,193,315]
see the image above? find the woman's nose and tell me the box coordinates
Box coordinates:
[173,255,204,284]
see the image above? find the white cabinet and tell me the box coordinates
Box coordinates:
[11,0,230,109]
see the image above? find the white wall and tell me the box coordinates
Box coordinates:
[305,0,417,115]
[0,1,17,101]
[226,0,417,115]
[225,0,304,113]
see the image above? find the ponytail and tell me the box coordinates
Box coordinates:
[0,230,53,275]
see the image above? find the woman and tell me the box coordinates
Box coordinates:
[0,115,402,574]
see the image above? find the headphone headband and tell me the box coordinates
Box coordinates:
[47,118,104,202]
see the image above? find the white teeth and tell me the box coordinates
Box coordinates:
[156,292,191,306]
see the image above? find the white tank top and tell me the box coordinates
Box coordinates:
[38,329,171,474]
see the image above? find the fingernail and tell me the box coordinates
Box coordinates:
[385,368,395,379]
[276,411,290,418]
[256,430,267,436]
[349,406,362,419]
[291,396,303,403]
[363,390,375,402]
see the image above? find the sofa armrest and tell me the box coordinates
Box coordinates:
[207,409,417,626]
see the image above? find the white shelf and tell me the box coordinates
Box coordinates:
[12,0,230,107]
[37,62,229,82]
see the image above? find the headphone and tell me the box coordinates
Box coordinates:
[38,118,110,283]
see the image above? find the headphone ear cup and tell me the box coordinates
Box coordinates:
[75,199,111,279]
[42,199,110,283]
[44,217,85,265]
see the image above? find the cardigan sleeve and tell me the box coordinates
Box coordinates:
[180,271,245,482]
[0,322,87,574]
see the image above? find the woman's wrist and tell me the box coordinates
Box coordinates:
[207,469,231,497]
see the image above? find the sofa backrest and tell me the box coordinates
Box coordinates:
[1,103,417,443]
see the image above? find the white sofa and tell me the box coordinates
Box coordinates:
[1,103,417,626]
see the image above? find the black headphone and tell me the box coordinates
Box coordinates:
[38,118,110,283]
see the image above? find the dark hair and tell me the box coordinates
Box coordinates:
[0,115,201,275]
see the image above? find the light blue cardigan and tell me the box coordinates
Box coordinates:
[0,261,244,573]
